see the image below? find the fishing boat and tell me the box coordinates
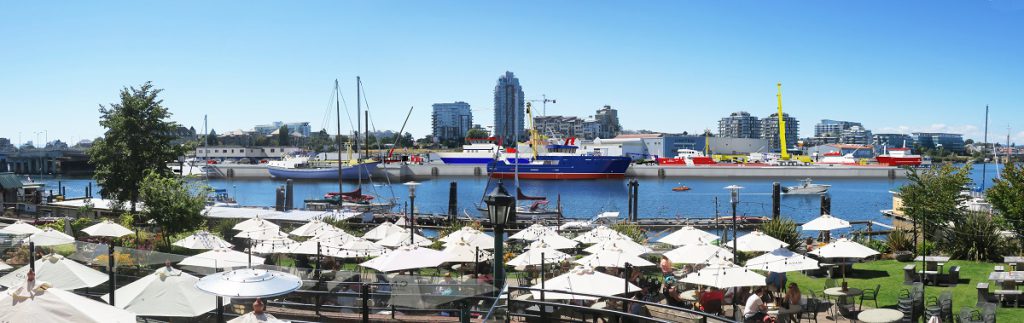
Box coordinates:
[782,178,830,195]
[875,148,923,167]
[487,140,630,180]
[815,151,859,165]
[434,137,502,165]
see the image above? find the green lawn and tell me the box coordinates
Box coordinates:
[787,259,1020,321]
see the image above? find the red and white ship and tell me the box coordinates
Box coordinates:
[657,149,717,166]
[875,148,923,167]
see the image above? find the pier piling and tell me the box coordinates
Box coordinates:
[275,186,285,211]
[772,182,781,220]
[285,179,294,211]
[820,194,831,215]
[448,181,457,222]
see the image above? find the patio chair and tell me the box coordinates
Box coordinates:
[798,297,819,323]
[981,303,996,323]
[960,307,983,323]
[939,291,953,323]
[859,284,880,310]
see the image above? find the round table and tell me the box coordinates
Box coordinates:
[857,308,904,323]
[681,290,698,301]
[823,287,864,310]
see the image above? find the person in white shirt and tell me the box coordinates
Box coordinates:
[743,287,768,322]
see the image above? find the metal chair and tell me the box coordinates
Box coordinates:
[859,284,880,310]
[799,298,819,323]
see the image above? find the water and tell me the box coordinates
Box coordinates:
[31,164,1003,229]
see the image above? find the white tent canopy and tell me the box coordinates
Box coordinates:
[530,266,641,300]
[360,245,445,272]
[809,238,879,259]
[179,248,266,269]
[0,281,136,323]
[446,234,495,250]
[288,219,336,237]
[802,214,852,231]
[0,220,42,235]
[530,234,578,250]
[101,266,227,317]
[509,224,558,241]
[234,227,291,242]
[655,226,719,246]
[663,242,734,265]
[575,248,655,268]
[0,254,107,290]
[330,238,388,258]
[439,226,485,243]
[81,220,133,238]
[174,231,235,250]
[249,239,298,254]
[745,247,820,272]
[573,226,628,244]
[22,228,75,246]
[726,231,789,253]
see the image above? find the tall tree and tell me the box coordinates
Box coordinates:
[467,128,490,139]
[138,171,208,246]
[206,129,219,145]
[89,82,181,211]
[898,163,972,252]
[988,163,1024,235]
[278,125,290,146]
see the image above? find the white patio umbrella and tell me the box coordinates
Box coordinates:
[249,238,298,254]
[576,248,655,268]
[234,227,290,241]
[802,214,852,231]
[360,245,445,272]
[0,260,11,271]
[195,268,302,298]
[0,220,42,235]
[583,238,652,256]
[681,264,767,289]
[329,238,387,258]
[507,243,572,267]
[173,231,234,250]
[179,248,266,269]
[655,226,719,246]
[232,217,280,232]
[288,236,350,256]
[0,254,107,290]
[441,240,494,263]
[446,234,495,250]
[362,222,405,241]
[663,242,734,265]
[309,226,355,242]
[288,219,334,237]
[509,224,557,241]
[573,226,628,244]
[101,265,227,317]
[529,266,641,300]
[375,230,432,248]
[439,226,484,243]
[745,247,820,272]
[81,220,133,238]
[22,227,75,246]
[0,281,136,322]
[726,231,789,253]
[531,234,579,250]
[809,238,880,259]
[229,311,288,323]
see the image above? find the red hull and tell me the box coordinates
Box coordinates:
[657,157,717,166]
[876,156,922,166]
[489,173,626,180]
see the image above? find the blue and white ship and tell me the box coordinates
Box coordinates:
[434,137,502,165]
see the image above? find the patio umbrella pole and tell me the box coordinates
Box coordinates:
[216,296,224,323]
[316,242,321,280]
[474,247,479,278]
[29,241,34,271]
[540,253,545,322]
[108,239,115,306]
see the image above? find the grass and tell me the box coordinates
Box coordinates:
[787,259,1021,321]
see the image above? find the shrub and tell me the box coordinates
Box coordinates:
[886,229,914,253]
[611,222,647,244]
[759,218,800,250]
[941,212,1005,261]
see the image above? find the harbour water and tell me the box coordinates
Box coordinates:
[32,164,1001,229]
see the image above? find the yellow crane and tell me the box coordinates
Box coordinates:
[776,82,790,161]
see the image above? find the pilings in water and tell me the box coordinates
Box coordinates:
[448,181,457,222]
[772,182,781,220]
[626,179,640,222]
[275,186,286,211]
[285,179,294,211]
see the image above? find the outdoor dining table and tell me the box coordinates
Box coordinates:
[1005,256,1024,271]
[824,287,863,313]
[857,308,904,323]
[681,290,699,302]
[987,271,1024,282]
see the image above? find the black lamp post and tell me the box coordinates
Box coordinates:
[724,184,743,321]
[484,180,515,291]
[405,181,420,245]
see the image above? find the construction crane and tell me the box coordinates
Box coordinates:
[776,82,790,161]
[528,94,557,116]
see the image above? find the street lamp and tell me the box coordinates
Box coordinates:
[405,181,420,245]
[484,180,515,290]
[724,184,743,321]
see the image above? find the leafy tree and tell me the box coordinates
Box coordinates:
[399,132,415,148]
[988,162,1024,235]
[206,129,219,145]
[278,125,290,146]
[467,128,490,139]
[307,129,333,151]
[89,82,182,211]
[138,171,209,246]
[898,163,972,255]
[416,135,435,147]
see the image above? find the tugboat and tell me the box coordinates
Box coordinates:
[782,178,830,195]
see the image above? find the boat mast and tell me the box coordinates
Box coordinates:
[981,105,989,190]
[356,76,361,162]
[356,77,363,188]
[335,79,343,196]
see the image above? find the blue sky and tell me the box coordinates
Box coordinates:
[1,1,1022,146]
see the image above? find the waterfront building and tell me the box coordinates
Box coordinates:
[431,101,473,146]
[254,121,311,137]
[718,111,761,138]
[534,115,595,140]
[0,138,16,153]
[493,71,525,145]
[912,132,965,153]
[814,119,862,137]
[594,105,622,139]
[872,133,915,149]
[760,113,799,152]
[7,147,91,175]
[596,133,769,159]
[194,146,302,162]
[839,125,873,145]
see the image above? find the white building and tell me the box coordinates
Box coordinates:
[194,146,302,161]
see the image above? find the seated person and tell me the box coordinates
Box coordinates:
[698,287,725,314]
[663,282,687,308]
[777,283,803,323]
[743,287,768,322]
